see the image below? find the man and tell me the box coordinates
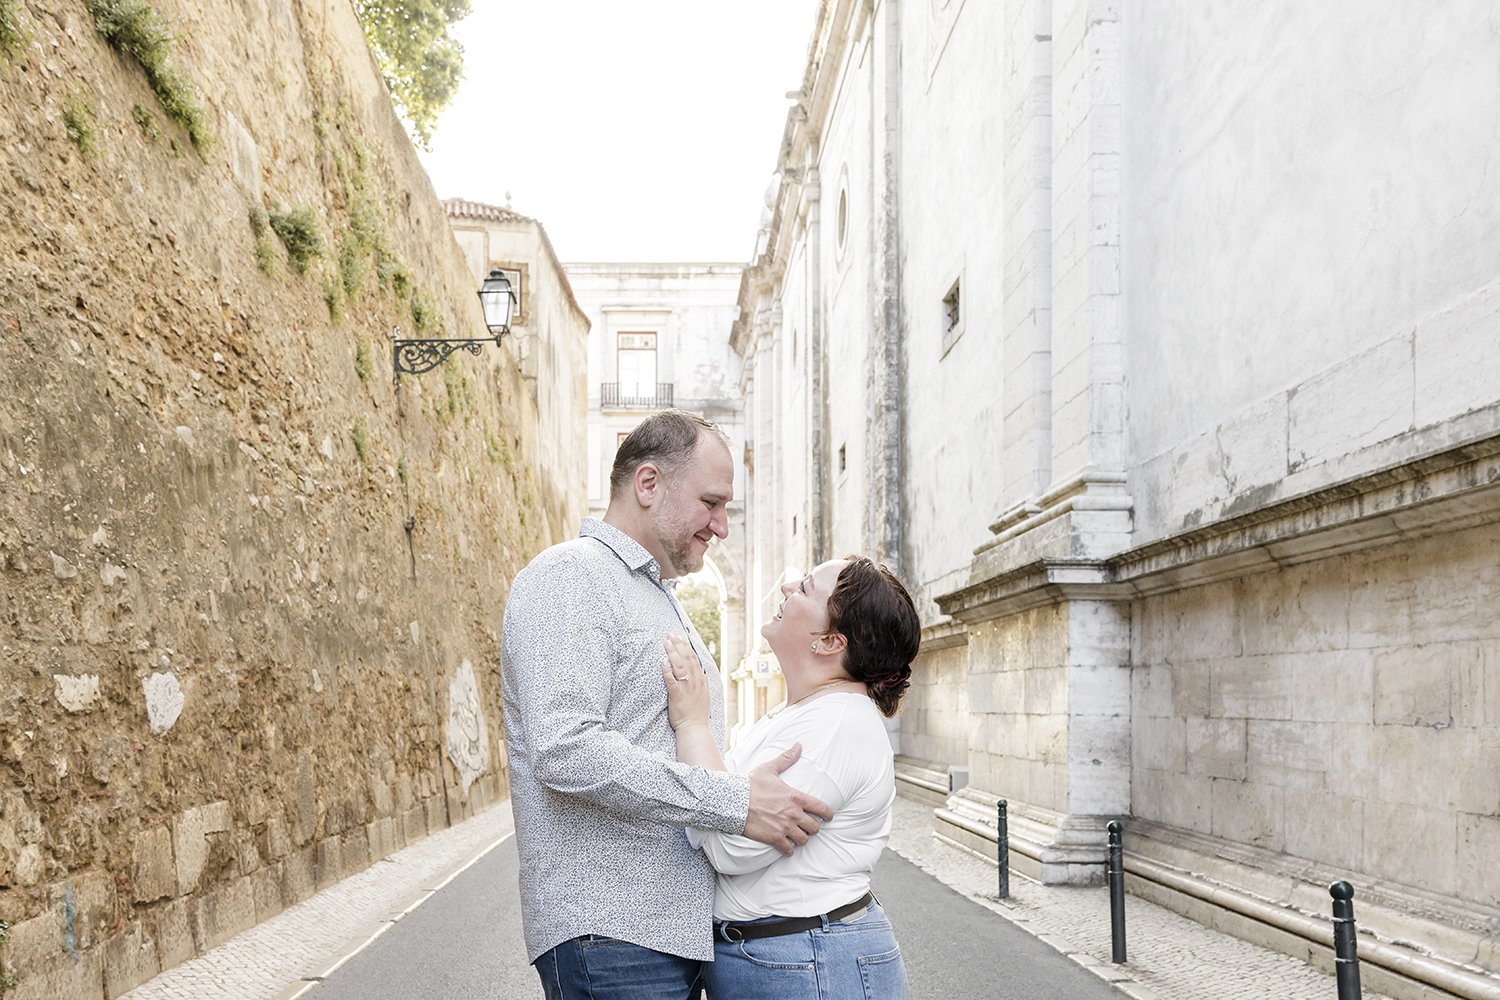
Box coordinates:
[501,409,832,1000]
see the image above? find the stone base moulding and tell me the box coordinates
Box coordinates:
[925,800,1500,1000]
[933,787,1117,886]
[1125,821,1500,1000]
[893,756,952,807]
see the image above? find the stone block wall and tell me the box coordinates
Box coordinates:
[0,0,554,996]
[1131,520,1500,910]
[964,608,1068,809]
[899,638,970,768]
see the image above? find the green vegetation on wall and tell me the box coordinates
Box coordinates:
[442,361,474,418]
[351,0,469,148]
[63,97,98,154]
[248,204,276,274]
[409,288,441,335]
[323,280,342,322]
[84,0,211,151]
[267,208,324,275]
[0,918,15,995]
[131,102,159,140]
[0,0,24,56]
[350,419,369,467]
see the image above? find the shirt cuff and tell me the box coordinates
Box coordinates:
[700,769,752,835]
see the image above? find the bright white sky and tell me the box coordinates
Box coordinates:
[417,1,820,263]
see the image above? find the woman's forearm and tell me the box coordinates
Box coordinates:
[674,723,726,771]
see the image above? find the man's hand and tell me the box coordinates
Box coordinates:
[743,744,834,856]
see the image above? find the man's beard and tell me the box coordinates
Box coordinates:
[661,529,703,578]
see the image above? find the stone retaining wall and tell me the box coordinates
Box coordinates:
[0,1,551,996]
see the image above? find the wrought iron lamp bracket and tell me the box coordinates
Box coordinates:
[391,327,502,386]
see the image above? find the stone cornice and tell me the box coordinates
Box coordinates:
[1114,431,1500,595]
[919,620,969,651]
[940,432,1500,618]
[938,559,1117,622]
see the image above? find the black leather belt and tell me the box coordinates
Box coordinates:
[715,892,875,942]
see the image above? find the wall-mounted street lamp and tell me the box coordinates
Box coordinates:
[391,269,518,385]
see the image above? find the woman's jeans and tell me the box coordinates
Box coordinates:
[705,900,908,999]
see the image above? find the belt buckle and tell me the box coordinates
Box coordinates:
[717,923,745,943]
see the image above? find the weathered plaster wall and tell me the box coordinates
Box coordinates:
[566,264,745,512]
[448,210,588,545]
[0,1,554,996]
[896,0,1012,620]
[1132,520,1500,910]
[817,16,875,563]
[1122,0,1500,545]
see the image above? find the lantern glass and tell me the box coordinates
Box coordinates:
[478,269,516,335]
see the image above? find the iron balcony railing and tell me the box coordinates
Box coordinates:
[600,382,674,409]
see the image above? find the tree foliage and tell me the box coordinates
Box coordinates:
[676,580,723,661]
[352,0,469,148]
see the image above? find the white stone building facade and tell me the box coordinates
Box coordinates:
[732,1,1500,996]
[444,199,589,540]
[565,264,755,710]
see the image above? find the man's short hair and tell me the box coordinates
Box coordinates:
[609,409,726,497]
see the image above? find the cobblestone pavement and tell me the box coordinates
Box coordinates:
[884,795,1392,1000]
[121,805,515,1000]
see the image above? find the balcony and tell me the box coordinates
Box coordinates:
[600,382,674,409]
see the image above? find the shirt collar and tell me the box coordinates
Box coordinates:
[580,518,662,581]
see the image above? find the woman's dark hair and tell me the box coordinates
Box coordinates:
[609,408,726,496]
[825,557,921,717]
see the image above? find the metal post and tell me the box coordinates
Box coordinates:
[1107,820,1126,964]
[1330,881,1362,1000]
[996,799,1010,900]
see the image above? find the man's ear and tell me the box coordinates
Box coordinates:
[634,462,662,507]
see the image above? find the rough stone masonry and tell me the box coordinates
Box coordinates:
[0,0,556,997]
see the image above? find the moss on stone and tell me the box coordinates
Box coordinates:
[409,288,441,335]
[484,426,511,467]
[248,204,277,274]
[443,361,473,418]
[63,98,99,155]
[338,239,368,297]
[354,340,372,382]
[323,279,342,322]
[349,420,369,468]
[0,0,26,56]
[84,0,212,152]
[267,208,323,275]
[131,103,159,140]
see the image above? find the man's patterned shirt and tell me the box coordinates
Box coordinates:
[500,518,750,963]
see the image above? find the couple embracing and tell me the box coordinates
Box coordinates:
[501,409,920,999]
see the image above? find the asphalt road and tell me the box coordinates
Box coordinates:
[310,836,1119,1000]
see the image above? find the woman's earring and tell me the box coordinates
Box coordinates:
[809,641,819,654]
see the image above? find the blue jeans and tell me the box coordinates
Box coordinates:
[704,901,908,1000]
[535,936,705,1000]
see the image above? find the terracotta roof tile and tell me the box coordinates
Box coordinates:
[441,197,532,223]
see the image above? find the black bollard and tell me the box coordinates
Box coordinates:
[996,800,1010,900]
[1330,881,1362,1000]
[1107,820,1126,964]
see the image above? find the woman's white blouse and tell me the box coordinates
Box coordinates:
[686,692,895,921]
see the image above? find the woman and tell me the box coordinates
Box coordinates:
[663,556,921,1000]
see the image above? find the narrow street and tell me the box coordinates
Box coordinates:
[308,838,1120,1000]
